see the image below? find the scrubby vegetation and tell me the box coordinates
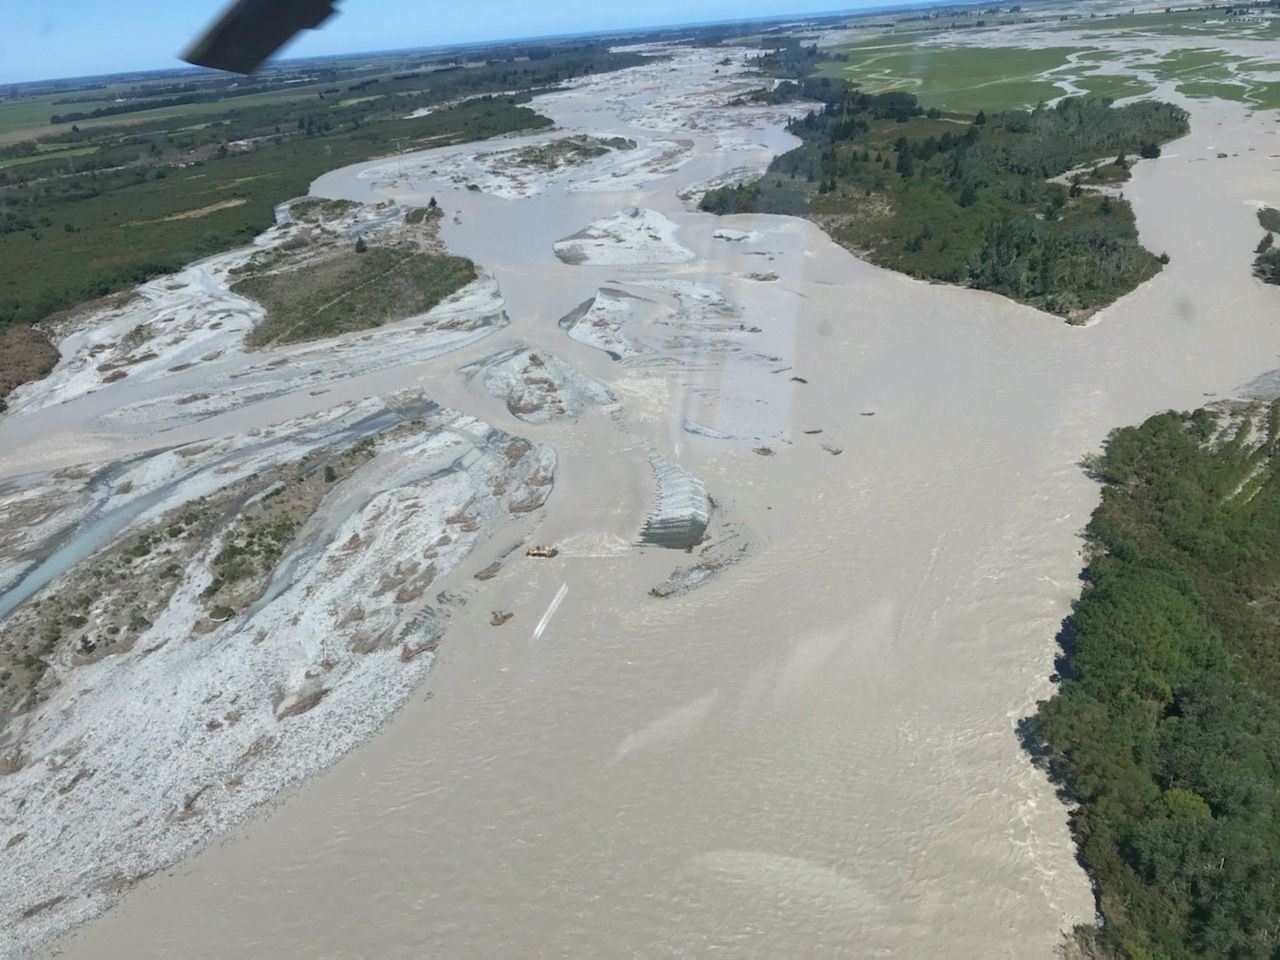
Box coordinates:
[742,76,851,106]
[0,492,222,721]
[1029,402,1280,958]
[1256,207,1280,285]
[703,85,1188,318]
[0,429,386,721]
[508,134,635,170]
[236,242,475,348]
[403,203,440,226]
[754,37,824,78]
[0,325,58,413]
[205,516,300,597]
[287,198,359,223]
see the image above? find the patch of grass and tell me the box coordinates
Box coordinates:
[1257,210,1280,284]
[1146,47,1247,82]
[1257,244,1280,284]
[403,205,442,225]
[1248,81,1280,110]
[816,43,1085,113]
[0,94,69,135]
[0,145,98,170]
[1076,48,1148,62]
[1073,72,1156,101]
[1177,80,1251,102]
[149,198,249,222]
[1121,47,1280,107]
[1082,160,1132,185]
[1052,8,1280,40]
[237,244,476,347]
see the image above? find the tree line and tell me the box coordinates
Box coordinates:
[1031,403,1280,957]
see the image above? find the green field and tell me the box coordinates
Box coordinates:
[0,84,162,136]
[0,80,364,141]
[1249,81,1280,109]
[0,64,502,142]
[1072,72,1156,101]
[1076,48,1151,62]
[1132,47,1280,109]
[815,38,1280,114]
[0,145,99,170]
[1141,47,1248,82]
[0,94,70,135]
[1177,80,1252,102]
[1192,79,1280,110]
[816,42,1083,113]
[1053,8,1280,40]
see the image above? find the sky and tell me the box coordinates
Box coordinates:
[1,0,872,84]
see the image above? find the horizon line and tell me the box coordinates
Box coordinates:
[4,0,986,87]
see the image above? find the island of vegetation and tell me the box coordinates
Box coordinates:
[231,201,476,347]
[1029,402,1280,958]
[703,78,1188,320]
[1256,206,1280,286]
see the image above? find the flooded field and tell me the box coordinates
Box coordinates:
[1,37,1277,960]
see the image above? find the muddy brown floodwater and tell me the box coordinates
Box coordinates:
[26,43,1280,959]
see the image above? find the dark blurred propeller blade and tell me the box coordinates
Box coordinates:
[183,0,340,74]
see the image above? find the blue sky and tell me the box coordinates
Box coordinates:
[2,0,869,84]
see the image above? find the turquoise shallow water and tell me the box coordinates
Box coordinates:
[0,407,409,622]
[0,481,161,622]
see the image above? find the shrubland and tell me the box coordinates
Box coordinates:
[0,326,58,413]
[236,243,477,348]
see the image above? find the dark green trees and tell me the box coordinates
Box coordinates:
[1032,404,1280,958]
[701,95,1188,317]
[1256,210,1280,285]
